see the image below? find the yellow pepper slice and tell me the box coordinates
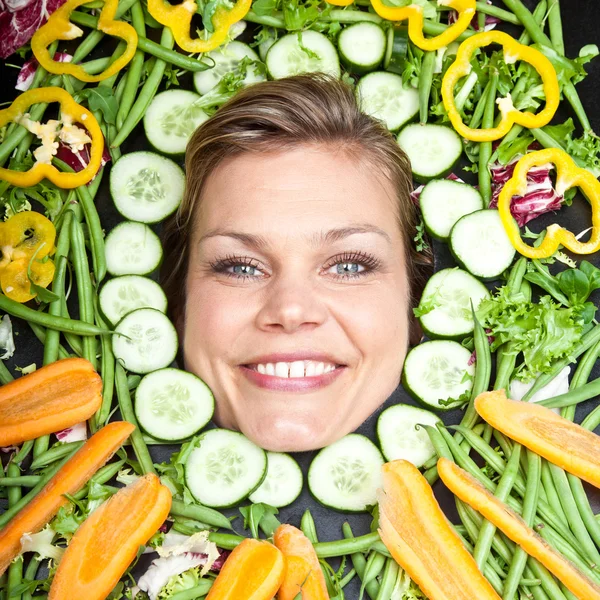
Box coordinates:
[147,0,251,53]
[0,88,104,189]
[0,212,57,303]
[442,31,560,142]
[369,0,475,52]
[31,0,137,83]
[325,0,354,6]
[498,148,600,258]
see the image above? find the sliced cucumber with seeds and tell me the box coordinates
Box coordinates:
[110,152,184,224]
[185,429,267,508]
[193,41,265,95]
[402,340,475,411]
[143,90,209,155]
[135,368,214,442]
[105,222,163,277]
[338,22,386,74]
[397,123,463,182]
[356,72,419,132]
[417,268,490,340]
[248,452,303,508]
[420,179,484,241]
[377,404,441,468]
[99,275,167,326]
[450,209,516,280]
[308,434,384,512]
[112,308,178,374]
[266,31,340,79]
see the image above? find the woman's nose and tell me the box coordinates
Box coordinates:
[255,271,328,333]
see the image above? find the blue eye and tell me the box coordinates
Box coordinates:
[333,262,365,275]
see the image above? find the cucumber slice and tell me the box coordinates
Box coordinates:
[248,452,303,508]
[143,90,208,155]
[135,368,214,442]
[397,123,463,182]
[402,340,475,411]
[266,31,341,79]
[185,429,267,508]
[376,404,441,467]
[420,179,484,241]
[338,22,386,74]
[99,275,167,326]
[110,152,184,224]
[417,268,490,340]
[193,41,265,95]
[308,434,384,512]
[383,25,409,74]
[356,71,419,132]
[112,308,178,374]
[105,222,163,277]
[450,209,516,280]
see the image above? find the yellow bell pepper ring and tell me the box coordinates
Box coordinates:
[442,31,560,142]
[369,0,475,52]
[325,0,354,6]
[0,88,104,189]
[498,148,600,259]
[148,0,252,53]
[1,259,56,303]
[31,0,137,83]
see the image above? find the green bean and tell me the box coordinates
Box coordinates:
[72,30,105,64]
[87,167,105,201]
[21,556,41,600]
[494,344,516,392]
[0,360,14,385]
[523,323,600,401]
[314,531,381,558]
[6,464,22,600]
[455,71,479,112]
[375,558,399,600]
[30,441,84,471]
[300,509,319,544]
[340,568,357,589]
[73,460,126,501]
[506,257,527,296]
[0,476,42,488]
[95,312,115,427]
[207,532,244,549]
[116,1,146,130]
[361,550,386,598]
[473,445,522,569]
[419,51,436,124]
[518,0,547,45]
[169,581,213,600]
[527,560,569,600]
[539,376,600,409]
[115,363,155,474]
[70,217,97,370]
[479,71,498,205]
[570,339,600,390]
[539,461,568,528]
[469,79,491,130]
[322,9,384,24]
[474,1,520,24]
[546,0,564,56]
[12,441,34,466]
[470,310,492,401]
[169,499,232,530]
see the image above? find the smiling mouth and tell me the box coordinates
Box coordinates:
[244,360,344,378]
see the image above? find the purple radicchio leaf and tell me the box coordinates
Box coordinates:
[448,0,500,31]
[54,127,111,182]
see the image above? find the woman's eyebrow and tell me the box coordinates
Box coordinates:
[198,225,391,249]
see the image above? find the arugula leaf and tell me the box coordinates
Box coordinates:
[252,0,279,16]
[79,87,119,125]
[497,133,534,165]
[239,502,280,538]
[380,0,435,19]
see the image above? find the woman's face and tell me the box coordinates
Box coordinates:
[183,144,411,451]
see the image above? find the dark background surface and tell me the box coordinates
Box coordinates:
[2,0,600,596]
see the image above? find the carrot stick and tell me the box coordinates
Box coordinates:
[206,538,285,600]
[438,457,600,600]
[49,474,171,600]
[274,524,329,600]
[378,460,501,600]
[0,421,134,576]
[475,390,600,488]
[0,357,102,446]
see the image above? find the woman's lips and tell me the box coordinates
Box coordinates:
[239,364,346,392]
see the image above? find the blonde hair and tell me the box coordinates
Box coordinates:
[161,73,431,327]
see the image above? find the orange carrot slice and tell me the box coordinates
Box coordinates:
[274,524,329,600]
[0,421,134,576]
[475,390,600,488]
[0,357,102,446]
[438,457,600,600]
[378,459,501,600]
[49,474,172,600]
[206,538,285,600]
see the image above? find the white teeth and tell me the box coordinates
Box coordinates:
[305,362,317,377]
[265,363,276,376]
[315,362,325,376]
[324,364,335,374]
[289,361,305,378]
[275,362,289,378]
[257,364,266,375]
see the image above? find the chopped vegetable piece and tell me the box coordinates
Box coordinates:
[205,538,285,600]
[0,421,134,576]
[378,460,501,600]
[0,357,101,446]
[475,390,600,489]
[497,148,600,258]
[442,31,560,142]
[438,457,600,600]
[49,474,172,600]
[273,524,329,600]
